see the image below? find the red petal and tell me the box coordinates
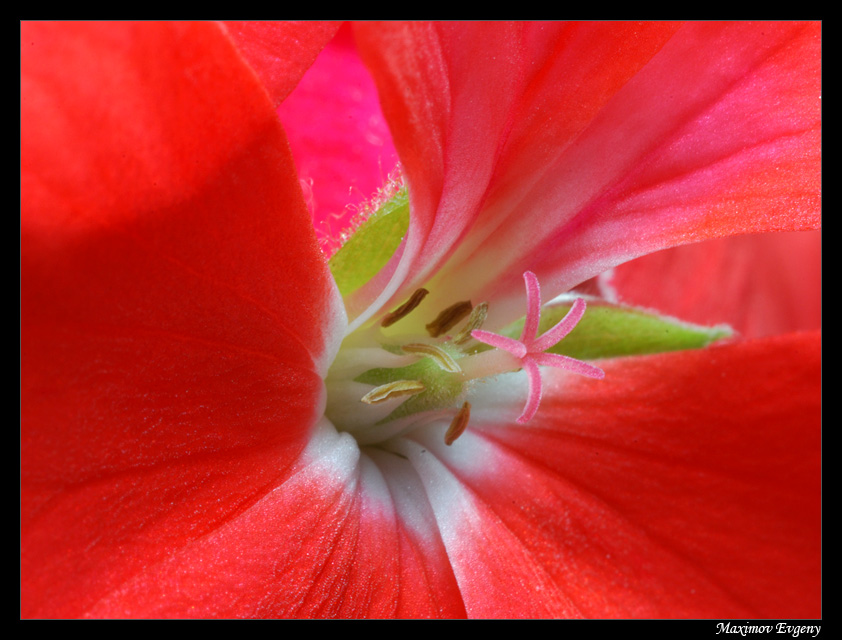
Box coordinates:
[22,22,344,617]
[79,424,466,618]
[223,21,341,106]
[354,22,820,329]
[435,332,820,617]
[609,230,822,338]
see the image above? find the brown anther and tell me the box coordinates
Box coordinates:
[381,288,429,328]
[402,343,462,373]
[426,300,473,337]
[453,302,489,345]
[444,402,471,446]
[361,380,426,405]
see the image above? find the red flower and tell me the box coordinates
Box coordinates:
[21,21,820,618]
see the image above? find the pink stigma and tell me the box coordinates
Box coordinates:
[471,271,604,424]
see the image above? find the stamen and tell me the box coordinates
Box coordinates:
[444,402,471,446]
[426,300,473,337]
[453,302,489,345]
[470,271,604,424]
[381,288,429,328]
[402,343,462,373]
[361,380,426,405]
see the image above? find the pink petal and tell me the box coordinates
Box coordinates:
[22,22,344,617]
[452,332,820,617]
[354,22,820,328]
[354,22,681,312]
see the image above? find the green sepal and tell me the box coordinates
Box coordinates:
[492,301,732,360]
[328,187,410,297]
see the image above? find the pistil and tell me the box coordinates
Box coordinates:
[470,271,604,423]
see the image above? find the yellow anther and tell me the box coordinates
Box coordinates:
[402,343,462,373]
[360,380,426,405]
[381,288,429,328]
[426,300,473,337]
[444,402,471,445]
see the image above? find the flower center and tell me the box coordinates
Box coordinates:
[324,271,604,448]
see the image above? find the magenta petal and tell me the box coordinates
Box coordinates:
[278,24,400,253]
